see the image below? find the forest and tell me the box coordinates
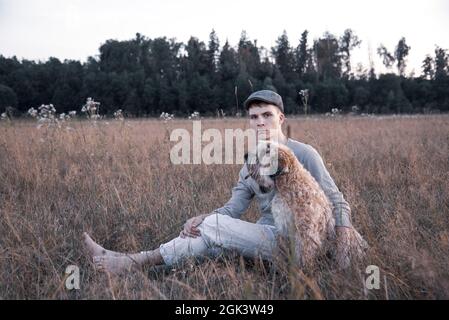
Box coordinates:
[1,29,448,117]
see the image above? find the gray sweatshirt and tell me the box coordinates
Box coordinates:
[213,138,352,228]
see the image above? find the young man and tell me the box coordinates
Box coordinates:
[84,90,355,274]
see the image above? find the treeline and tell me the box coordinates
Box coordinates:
[1,29,449,117]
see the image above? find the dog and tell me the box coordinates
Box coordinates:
[245,140,367,271]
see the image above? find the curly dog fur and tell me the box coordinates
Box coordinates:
[245,140,367,270]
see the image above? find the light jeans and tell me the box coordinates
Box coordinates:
[158,213,279,266]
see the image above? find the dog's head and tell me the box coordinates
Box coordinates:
[244,140,294,192]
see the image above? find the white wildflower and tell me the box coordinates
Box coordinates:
[299,89,309,97]
[299,89,310,115]
[331,108,342,116]
[27,107,38,117]
[81,97,101,120]
[160,112,174,123]
[113,109,124,121]
[188,111,200,120]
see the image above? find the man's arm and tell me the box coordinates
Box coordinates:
[181,167,254,238]
[212,166,255,219]
[302,146,352,228]
[302,146,369,269]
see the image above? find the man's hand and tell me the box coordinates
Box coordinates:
[335,226,369,270]
[335,226,352,270]
[180,214,211,238]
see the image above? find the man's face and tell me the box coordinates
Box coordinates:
[248,103,285,141]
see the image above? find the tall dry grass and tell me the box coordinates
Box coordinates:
[0,115,448,299]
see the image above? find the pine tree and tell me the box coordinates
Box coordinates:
[295,30,309,78]
[272,30,295,82]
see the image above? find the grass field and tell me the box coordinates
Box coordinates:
[1,114,448,299]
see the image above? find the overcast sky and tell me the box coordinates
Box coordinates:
[1,0,448,76]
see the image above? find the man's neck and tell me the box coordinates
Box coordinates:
[272,132,288,145]
[278,134,288,145]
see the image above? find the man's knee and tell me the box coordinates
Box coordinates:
[199,213,233,247]
[201,213,233,230]
[199,214,279,261]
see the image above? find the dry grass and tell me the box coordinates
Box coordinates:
[0,115,448,299]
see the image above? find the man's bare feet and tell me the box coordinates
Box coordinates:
[93,255,140,275]
[84,233,165,275]
[82,232,124,258]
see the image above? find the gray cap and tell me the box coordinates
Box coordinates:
[244,90,284,112]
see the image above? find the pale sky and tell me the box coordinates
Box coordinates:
[1,0,448,76]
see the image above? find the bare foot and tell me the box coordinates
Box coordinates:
[82,232,123,258]
[93,255,140,275]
